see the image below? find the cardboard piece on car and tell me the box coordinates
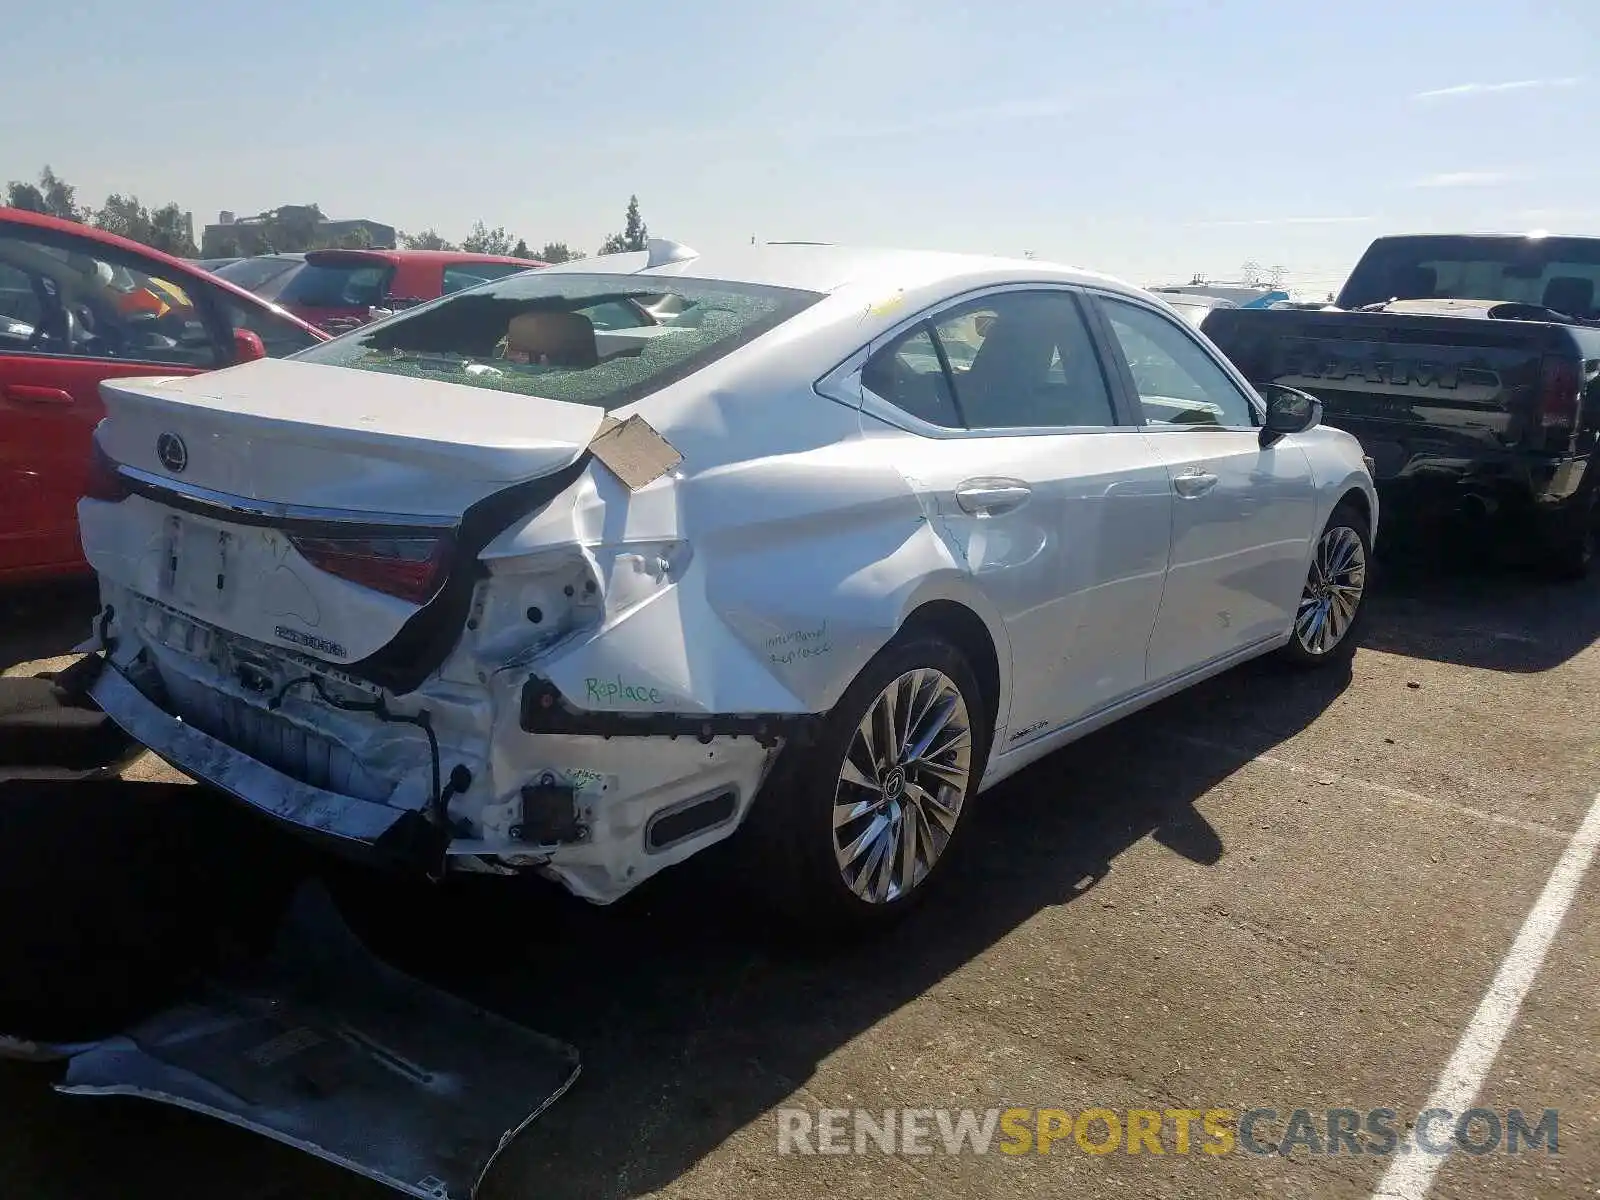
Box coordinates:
[588,415,682,491]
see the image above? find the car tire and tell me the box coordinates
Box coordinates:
[1538,497,1596,583]
[745,632,990,937]
[1278,501,1372,669]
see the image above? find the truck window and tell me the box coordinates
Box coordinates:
[1338,235,1600,315]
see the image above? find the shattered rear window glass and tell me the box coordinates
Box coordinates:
[290,272,823,409]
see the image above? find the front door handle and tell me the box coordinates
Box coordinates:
[2,384,74,405]
[955,478,1032,516]
[1173,469,1219,498]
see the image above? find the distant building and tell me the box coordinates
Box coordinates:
[201,206,396,256]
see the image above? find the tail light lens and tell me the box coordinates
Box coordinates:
[1538,354,1583,429]
[289,533,455,604]
[84,440,130,503]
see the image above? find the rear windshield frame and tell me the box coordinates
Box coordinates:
[288,270,825,411]
[213,255,302,294]
[1337,235,1600,311]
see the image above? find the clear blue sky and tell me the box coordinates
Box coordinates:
[4,0,1597,295]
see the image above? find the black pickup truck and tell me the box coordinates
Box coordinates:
[1202,234,1600,578]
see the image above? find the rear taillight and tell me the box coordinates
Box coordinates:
[289,533,454,604]
[1538,355,1583,429]
[84,440,131,503]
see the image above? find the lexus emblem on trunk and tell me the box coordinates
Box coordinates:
[156,432,188,474]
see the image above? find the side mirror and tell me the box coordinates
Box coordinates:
[1258,383,1321,447]
[231,327,267,364]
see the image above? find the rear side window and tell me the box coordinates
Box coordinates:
[441,261,536,294]
[862,289,1118,429]
[278,260,395,307]
[290,272,822,410]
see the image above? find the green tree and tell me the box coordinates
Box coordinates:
[7,166,83,221]
[6,180,46,213]
[598,195,648,255]
[260,204,324,253]
[537,241,576,264]
[462,220,516,255]
[146,203,198,257]
[512,237,530,258]
[91,195,195,256]
[94,194,155,244]
[400,228,456,251]
[39,167,83,221]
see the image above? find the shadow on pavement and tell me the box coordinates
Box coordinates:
[0,580,98,673]
[1360,549,1600,673]
[6,548,1587,1197]
[332,657,1353,1200]
[0,656,1355,1200]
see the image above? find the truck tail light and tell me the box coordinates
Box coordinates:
[289,533,455,604]
[1538,355,1583,429]
[84,440,131,503]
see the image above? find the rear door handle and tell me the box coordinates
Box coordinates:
[1173,469,1219,498]
[2,384,74,405]
[955,478,1032,515]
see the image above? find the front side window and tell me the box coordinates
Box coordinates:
[0,226,220,367]
[1098,296,1256,428]
[213,289,322,358]
[861,289,1117,430]
[290,272,821,410]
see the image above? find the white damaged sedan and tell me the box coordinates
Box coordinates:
[77,241,1376,930]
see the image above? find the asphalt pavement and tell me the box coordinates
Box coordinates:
[1,560,1595,1200]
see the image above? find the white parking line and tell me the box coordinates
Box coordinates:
[1169,733,1573,842]
[1370,788,1600,1200]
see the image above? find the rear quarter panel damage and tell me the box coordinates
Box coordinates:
[503,445,1007,722]
[479,394,1012,728]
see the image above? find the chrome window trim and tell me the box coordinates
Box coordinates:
[115,463,457,530]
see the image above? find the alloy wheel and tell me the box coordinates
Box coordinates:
[832,669,973,904]
[1295,524,1367,655]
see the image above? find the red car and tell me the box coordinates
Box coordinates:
[271,248,547,332]
[0,207,328,585]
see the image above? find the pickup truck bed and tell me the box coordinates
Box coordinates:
[1203,298,1600,576]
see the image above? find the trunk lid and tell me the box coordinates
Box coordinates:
[97,358,605,513]
[84,359,604,669]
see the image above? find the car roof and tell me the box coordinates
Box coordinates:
[313,248,546,266]
[0,206,326,339]
[539,242,1148,300]
[1158,292,1237,307]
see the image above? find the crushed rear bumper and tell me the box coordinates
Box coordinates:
[87,657,447,872]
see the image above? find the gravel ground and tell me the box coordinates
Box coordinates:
[0,561,1596,1200]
